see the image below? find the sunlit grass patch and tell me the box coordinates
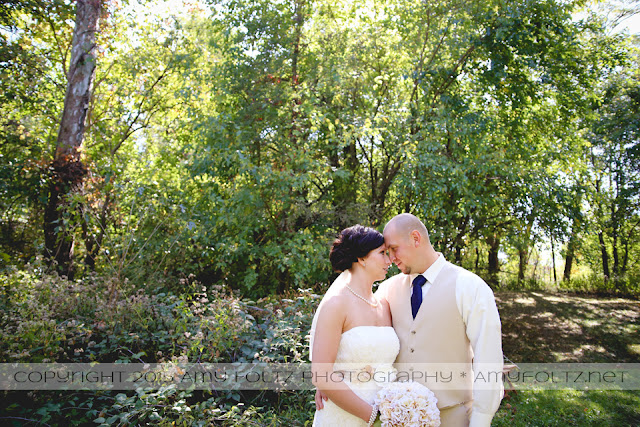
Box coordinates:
[514,296,537,305]
[581,319,602,328]
[493,390,640,426]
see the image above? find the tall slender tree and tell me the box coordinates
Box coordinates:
[44,0,101,278]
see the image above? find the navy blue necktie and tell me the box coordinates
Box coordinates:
[411,275,426,319]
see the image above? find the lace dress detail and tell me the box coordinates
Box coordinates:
[312,326,400,426]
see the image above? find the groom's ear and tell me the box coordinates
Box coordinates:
[410,230,421,247]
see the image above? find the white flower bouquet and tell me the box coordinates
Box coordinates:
[373,381,440,427]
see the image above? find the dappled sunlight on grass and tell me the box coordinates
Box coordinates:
[582,319,602,327]
[513,296,537,305]
[494,389,640,426]
[570,344,609,359]
[532,311,554,320]
[495,291,640,363]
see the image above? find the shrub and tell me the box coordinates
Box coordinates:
[0,267,320,425]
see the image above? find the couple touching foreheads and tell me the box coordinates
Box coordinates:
[309,213,504,426]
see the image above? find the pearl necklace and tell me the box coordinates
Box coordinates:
[345,284,378,307]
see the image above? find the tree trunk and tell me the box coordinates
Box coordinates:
[44,0,101,278]
[622,239,629,276]
[563,232,576,282]
[518,248,527,284]
[621,218,639,275]
[454,245,462,265]
[598,231,610,280]
[514,212,534,285]
[612,229,619,278]
[551,237,557,285]
[487,234,500,286]
[622,234,631,275]
[611,174,619,279]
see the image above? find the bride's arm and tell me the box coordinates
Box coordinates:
[311,297,375,423]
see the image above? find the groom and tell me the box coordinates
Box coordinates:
[376,213,503,426]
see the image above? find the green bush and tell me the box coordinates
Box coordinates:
[0,268,319,425]
[558,272,640,297]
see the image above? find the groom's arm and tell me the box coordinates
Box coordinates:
[457,272,504,427]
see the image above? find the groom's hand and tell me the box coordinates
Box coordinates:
[314,389,328,410]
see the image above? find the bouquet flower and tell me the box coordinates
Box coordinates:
[374,381,440,427]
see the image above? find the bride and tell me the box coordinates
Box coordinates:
[310,225,399,426]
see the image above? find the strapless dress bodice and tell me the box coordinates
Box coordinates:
[313,326,400,426]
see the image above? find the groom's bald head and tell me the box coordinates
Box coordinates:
[383,213,436,274]
[384,213,429,242]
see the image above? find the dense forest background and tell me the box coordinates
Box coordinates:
[1,0,639,297]
[1,1,640,425]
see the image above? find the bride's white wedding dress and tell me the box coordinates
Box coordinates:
[312,325,400,426]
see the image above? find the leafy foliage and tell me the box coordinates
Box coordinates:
[2,270,639,425]
[2,0,640,425]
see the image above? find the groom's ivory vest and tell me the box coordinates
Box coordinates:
[381,262,473,409]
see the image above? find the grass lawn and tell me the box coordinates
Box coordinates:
[492,291,640,426]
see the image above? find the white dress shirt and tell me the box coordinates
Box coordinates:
[412,254,504,427]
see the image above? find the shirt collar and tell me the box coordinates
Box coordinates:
[412,253,445,284]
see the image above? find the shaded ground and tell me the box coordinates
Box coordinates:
[492,291,640,426]
[495,291,640,363]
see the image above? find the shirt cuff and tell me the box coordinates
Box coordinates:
[469,411,495,427]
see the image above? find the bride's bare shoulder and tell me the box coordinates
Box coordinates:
[317,290,350,312]
[313,292,350,336]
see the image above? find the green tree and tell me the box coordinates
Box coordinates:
[77,3,200,275]
[0,0,75,261]
[44,0,102,279]
[393,0,613,286]
[587,60,640,284]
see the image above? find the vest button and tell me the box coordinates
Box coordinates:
[410,348,415,353]
[411,331,416,334]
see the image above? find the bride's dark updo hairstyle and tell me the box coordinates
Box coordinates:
[329,225,385,272]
